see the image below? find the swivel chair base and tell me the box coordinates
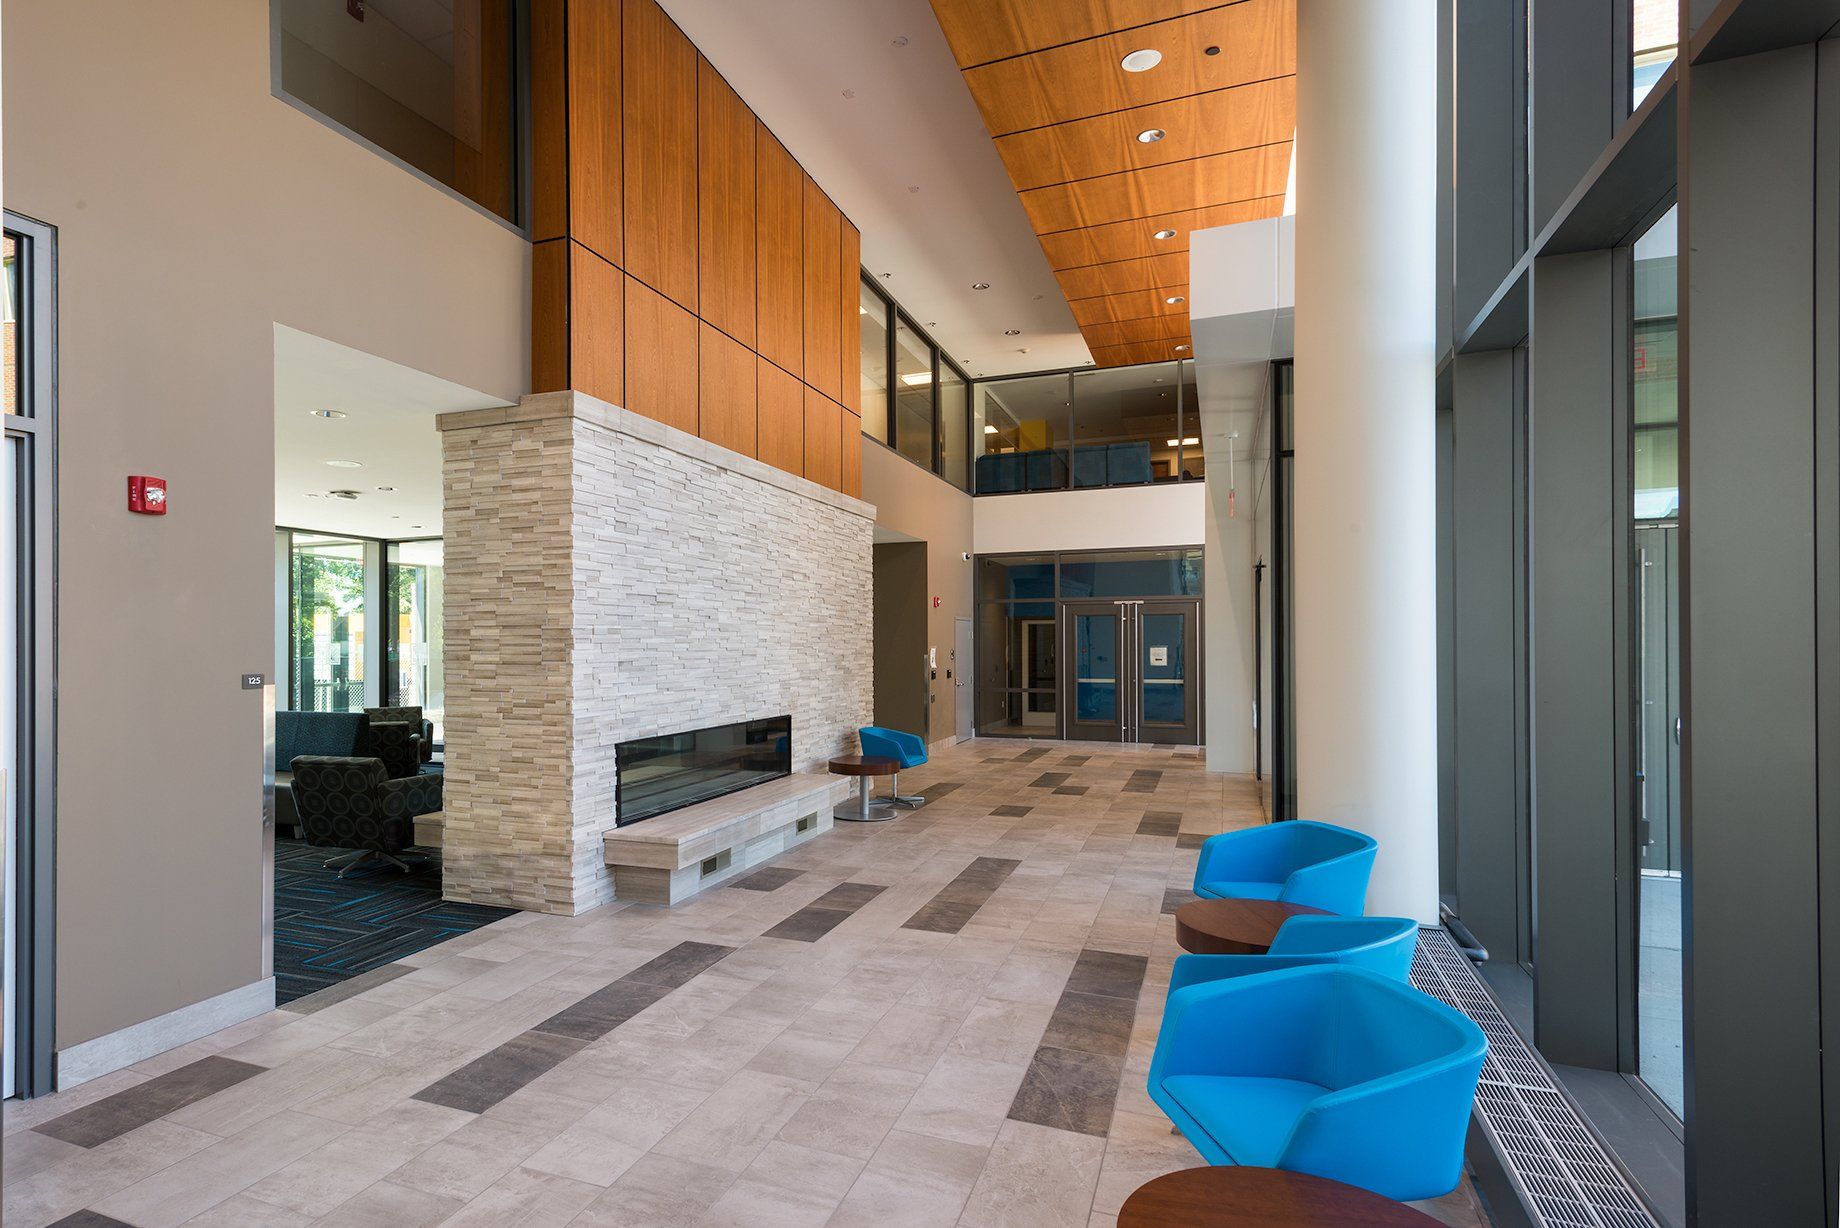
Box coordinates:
[323,849,420,877]
[889,771,925,808]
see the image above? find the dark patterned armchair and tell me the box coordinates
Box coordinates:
[366,721,423,781]
[365,706,435,765]
[290,755,443,877]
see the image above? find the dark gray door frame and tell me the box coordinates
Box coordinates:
[6,209,58,1099]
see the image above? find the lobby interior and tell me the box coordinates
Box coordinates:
[5,0,1837,1225]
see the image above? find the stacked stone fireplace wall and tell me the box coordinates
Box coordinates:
[440,392,875,914]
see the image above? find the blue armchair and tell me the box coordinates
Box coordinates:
[1192,820,1377,915]
[1147,965,1486,1202]
[1167,915,1419,994]
[858,726,926,807]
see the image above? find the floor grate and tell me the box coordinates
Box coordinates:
[1413,928,1661,1228]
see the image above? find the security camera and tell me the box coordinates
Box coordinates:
[962,552,972,562]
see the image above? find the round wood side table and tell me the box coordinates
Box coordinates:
[1174,897,1334,954]
[1119,1166,1443,1227]
[827,754,901,822]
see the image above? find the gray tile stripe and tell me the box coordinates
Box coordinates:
[1122,769,1162,794]
[1028,772,1071,789]
[992,804,1033,817]
[762,881,887,942]
[1135,811,1181,838]
[1013,747,1050,762]
[901,857,1023,934]
[1053,785,1089,796]
[909,781,962,805]
[1161,887,1199,915]
[730,866,805,891]
[1007,947,1148,1138]
[1059,754,1091,766]
[413,940,736,1114]
[47,1212,141,1228]
[33,1056,268,1148]
[1175,832,1207,849]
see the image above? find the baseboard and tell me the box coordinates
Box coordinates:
[56,977,276,1089]
[928,733,963,751]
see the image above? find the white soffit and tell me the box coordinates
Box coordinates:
[1188,217,1296,479]
[274,324,508,539]
[657,0,1090,377]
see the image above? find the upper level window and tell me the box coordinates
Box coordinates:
[273,0,522,226]
[972,359,1200,494]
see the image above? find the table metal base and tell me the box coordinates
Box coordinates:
[835,775,897,822]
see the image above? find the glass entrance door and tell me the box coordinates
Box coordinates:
[1063,604,1122,741]
[1061,600,1202,744]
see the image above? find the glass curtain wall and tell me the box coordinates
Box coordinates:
[386,540,446,743]
[289,536,368,713]
[1633,206,1682,1119]
[1632,0,1677,108]
[271,0,523,225]
[893,315,936,471]
[972,360,1201,494]
[940,366,968,490]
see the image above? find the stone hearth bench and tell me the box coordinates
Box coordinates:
[601,770,853,905]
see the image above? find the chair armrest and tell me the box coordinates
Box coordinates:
[1278,846,1376,914]
[1278,1053,1484,1199]
[1148,979,1312,1083]
[1167,952,1339,994]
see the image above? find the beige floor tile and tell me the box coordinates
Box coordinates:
[439,1163,602,1226]
[177,1191,317,1227]
[388,1114,559,1202]
[314,1178,464,1227]
[651,1069,812,1172]
[2,1120,221,1228]
[824,1128,987,1228]
[88,1110,350,1228]
[241,1098,472,1218]
[567,1151,736,1227]
[774,1061,925,1161]
[891,1054,1028,1148]
[958,1118,1107,1228]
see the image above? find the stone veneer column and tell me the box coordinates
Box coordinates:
[438,391,877,914]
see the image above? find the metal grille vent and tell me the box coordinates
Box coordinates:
[1413,928,1661,1228]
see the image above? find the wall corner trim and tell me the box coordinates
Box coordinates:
[55,978,277,1090]
[438,390,877,521]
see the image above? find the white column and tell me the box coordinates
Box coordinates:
[1291,0,1440,921]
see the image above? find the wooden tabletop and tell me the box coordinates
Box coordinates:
[827,754,901,777]
[1174,897,1333,955]
[1119,1166,1442,1227]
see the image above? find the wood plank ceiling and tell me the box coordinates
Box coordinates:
[929,0,1296,367]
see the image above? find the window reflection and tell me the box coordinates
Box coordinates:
[859,281,891,445]
[974,374,1071,492]
[894,316,935,470]
[290,536,367,713]
[273,0,520,224]
[1071,362,1181,486]
[940,366,968,490]
[387,539,445,743]
[1632,205,1682,1120]
[1633,0,1676,108]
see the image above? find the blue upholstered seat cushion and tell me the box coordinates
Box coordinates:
[1159,1074,1329,1167]
[1194,880,1282,901]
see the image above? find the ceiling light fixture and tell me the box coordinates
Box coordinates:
[899,372,932,387]
[1121,48,1162,72]
[972,282,991,290]
[984,425,998,435]
[375,485,395,492]
[1003,329,1021,336]
[1174,344,1191,352]
[1136,128,1167,144]
[1166,436,1201,447]
[311,409,348,419]
[880,272,893,279]
[1153,229,1178,240]
[326,459,364,469]
[1165,295,1186,305]
[1204,45,1222,56]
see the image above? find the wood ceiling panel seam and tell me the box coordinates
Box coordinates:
[1064,285,1189,308]
[1035,196,1287,268]
[984,72,1296,140]
[931,0,1250,71]
[1023,144,1293,235]
[1017,138,1293,203]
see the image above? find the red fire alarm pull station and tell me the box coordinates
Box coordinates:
[128,476,168,515]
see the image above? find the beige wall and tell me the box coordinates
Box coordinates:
[861,442,974,744]
[4,1,527,1051]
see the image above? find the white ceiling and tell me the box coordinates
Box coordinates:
[274,324,508,539]
[658,0,1094,378]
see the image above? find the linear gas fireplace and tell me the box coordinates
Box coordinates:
[614,715,792,827]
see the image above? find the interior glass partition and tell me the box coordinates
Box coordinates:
[386,539,445,743]
[859,280,891,445]
[1069,362,1181,486]
[1632,206,1682,1120]
[893,315,936,471]
[940,365,968,491]
[973,373,1072,493]
[271,0,523,225]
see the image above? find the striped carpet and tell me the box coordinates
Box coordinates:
[273,838,515,1004]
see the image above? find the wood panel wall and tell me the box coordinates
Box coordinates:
[530,0,862,496]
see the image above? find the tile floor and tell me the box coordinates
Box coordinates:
[4,741,1491,1228]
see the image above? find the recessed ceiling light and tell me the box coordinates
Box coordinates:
[1166,436,1201,447]
[1136,128,1167,144]
[326,459,364,469]
[1153,229,1178,240]
[1204,45,1221,57]
[1174,344,1191,352]
[375,486,394,492]
[927,321,937,327]
[984,425,998,435]
[311,408,348,419]
[900,372,933,387]
[880,272,893,279]
[1121,48,1162,72]
[1165,295,1186,305]
[972,282,991,290]
[1004,329,1021,336]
